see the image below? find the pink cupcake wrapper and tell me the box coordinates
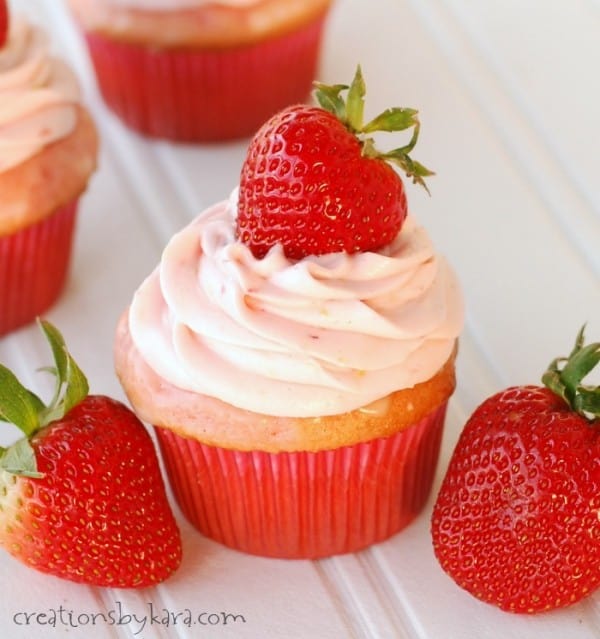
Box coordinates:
[155,402,447,559]
[84,15,328,141]
[0,201,78,336]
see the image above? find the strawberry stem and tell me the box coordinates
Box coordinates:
[0,319,89,477]
[38,320,89,424]
[313,65,434,193]
[0,367,43,437]
[345,65,366,132]
[0,439,43,478]
[542,325,600,421]
[313,82,349,122]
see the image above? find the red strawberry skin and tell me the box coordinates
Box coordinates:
[0,1,7,49]
[236,105,407,260]
[431,385,600,613]
[0,395,182,588]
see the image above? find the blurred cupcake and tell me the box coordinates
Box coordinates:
[67,0,334,141]
[0,11,98,336]
[114,70,464,558]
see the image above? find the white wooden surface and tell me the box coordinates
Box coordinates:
[1,0,599,637]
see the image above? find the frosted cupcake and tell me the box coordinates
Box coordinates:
[114,68,464,558]
[66,0,334,141]
[0,11,98,336]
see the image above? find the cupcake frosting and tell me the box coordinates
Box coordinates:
[0,17,81,173]
[127,189,464,418]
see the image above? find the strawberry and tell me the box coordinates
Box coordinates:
[0,0,7,49]
[431,326,600,613]
[236,65,434,260]
[0,320,182,588]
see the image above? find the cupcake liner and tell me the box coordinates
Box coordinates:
[0,201,78,336]
[83,15,327,141]
[155,402,447,559]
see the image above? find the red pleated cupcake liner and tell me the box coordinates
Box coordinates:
[0,201,78,336]
[83,15,328,141]
[155,402,447,559]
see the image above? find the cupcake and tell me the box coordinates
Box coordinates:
[66,0,334,141]
[114,68,464,558]
[0,10,98,336]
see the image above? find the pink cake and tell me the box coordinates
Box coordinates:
[0,13,98,335]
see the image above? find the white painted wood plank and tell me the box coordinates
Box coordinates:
[0,0,598,637]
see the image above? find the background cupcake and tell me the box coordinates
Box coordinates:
[114,71,464,559]
[0,9,98,336]
[66,0,334,142]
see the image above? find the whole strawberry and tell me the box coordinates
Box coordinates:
[0,320,182,588]
[431,326,600,613]
[236,65,433,260]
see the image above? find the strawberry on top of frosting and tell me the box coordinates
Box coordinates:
[123,67,463,419]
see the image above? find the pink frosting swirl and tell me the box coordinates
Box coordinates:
[0,17,81,172]
[127,190,464,417]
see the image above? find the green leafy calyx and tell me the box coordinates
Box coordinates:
[313,65,435,193]
[0,319,89,477]
[541,325,600,421]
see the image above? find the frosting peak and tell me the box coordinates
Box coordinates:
[127,191,464,417]
[0,18,81,172]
